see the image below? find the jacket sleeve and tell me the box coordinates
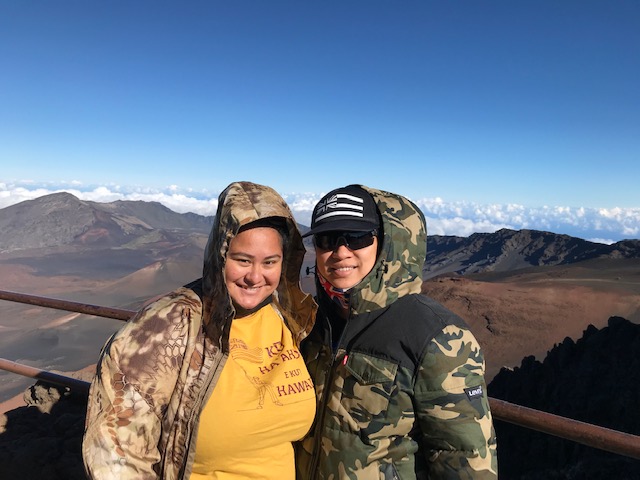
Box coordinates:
[413,324,498,479]
[82,325,164,480]
[81,291,196,480]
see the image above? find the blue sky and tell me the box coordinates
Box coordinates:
[1,1,638,242]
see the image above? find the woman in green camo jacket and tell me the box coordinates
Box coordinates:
[296,184,498,479]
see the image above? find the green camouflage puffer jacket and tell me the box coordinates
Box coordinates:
[82,181,316,480]
[296,185,498,479]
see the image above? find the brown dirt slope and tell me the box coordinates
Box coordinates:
[423,257,640,380]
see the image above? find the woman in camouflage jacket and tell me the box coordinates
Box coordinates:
[296,184,498,479]
[82,181,316,479]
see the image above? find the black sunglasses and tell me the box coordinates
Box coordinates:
[313,230,378,251]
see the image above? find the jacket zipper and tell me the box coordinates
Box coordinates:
[180,337,228,479]
[307,308,351,480]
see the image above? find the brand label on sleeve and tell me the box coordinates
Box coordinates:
[464,385,484,401]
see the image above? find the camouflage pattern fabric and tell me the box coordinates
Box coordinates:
[83,289,220,480]
[83,181,316,480]
[296,185,497,479]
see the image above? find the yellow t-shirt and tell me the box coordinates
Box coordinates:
[191,304,316,480]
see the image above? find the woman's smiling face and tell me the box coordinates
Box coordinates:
[315,234,378,290]
[224,226,283,310]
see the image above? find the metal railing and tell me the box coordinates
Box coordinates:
[1,289,640,460]
[0,290,135,321]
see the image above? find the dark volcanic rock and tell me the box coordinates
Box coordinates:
[488,316,640,479]
[0,382,87,480]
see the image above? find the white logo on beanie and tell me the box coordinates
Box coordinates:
[315,193,364,222]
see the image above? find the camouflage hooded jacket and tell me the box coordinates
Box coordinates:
[296,186,498,479]
[82,181,316,480]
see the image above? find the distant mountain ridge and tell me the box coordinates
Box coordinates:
[426,229,640,278]
[0,192,214,253]
[2,193,639,277]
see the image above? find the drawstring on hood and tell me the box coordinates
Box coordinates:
[376,262,389,277]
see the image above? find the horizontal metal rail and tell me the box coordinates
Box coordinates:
[488,397,640,460]
[0,289,136,321]
[0,357,91,394]
[1,289,639,460]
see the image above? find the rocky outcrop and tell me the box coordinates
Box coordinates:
[488,316,640,479]
[0,382,87,480]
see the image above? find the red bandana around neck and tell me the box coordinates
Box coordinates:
[317,273,351,310]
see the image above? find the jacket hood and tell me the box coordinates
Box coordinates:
[202,181,316,351]
[318,185,427,316]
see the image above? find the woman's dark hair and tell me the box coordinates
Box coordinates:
[238,216,289,251]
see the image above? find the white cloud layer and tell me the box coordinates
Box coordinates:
[1,182,638,244]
